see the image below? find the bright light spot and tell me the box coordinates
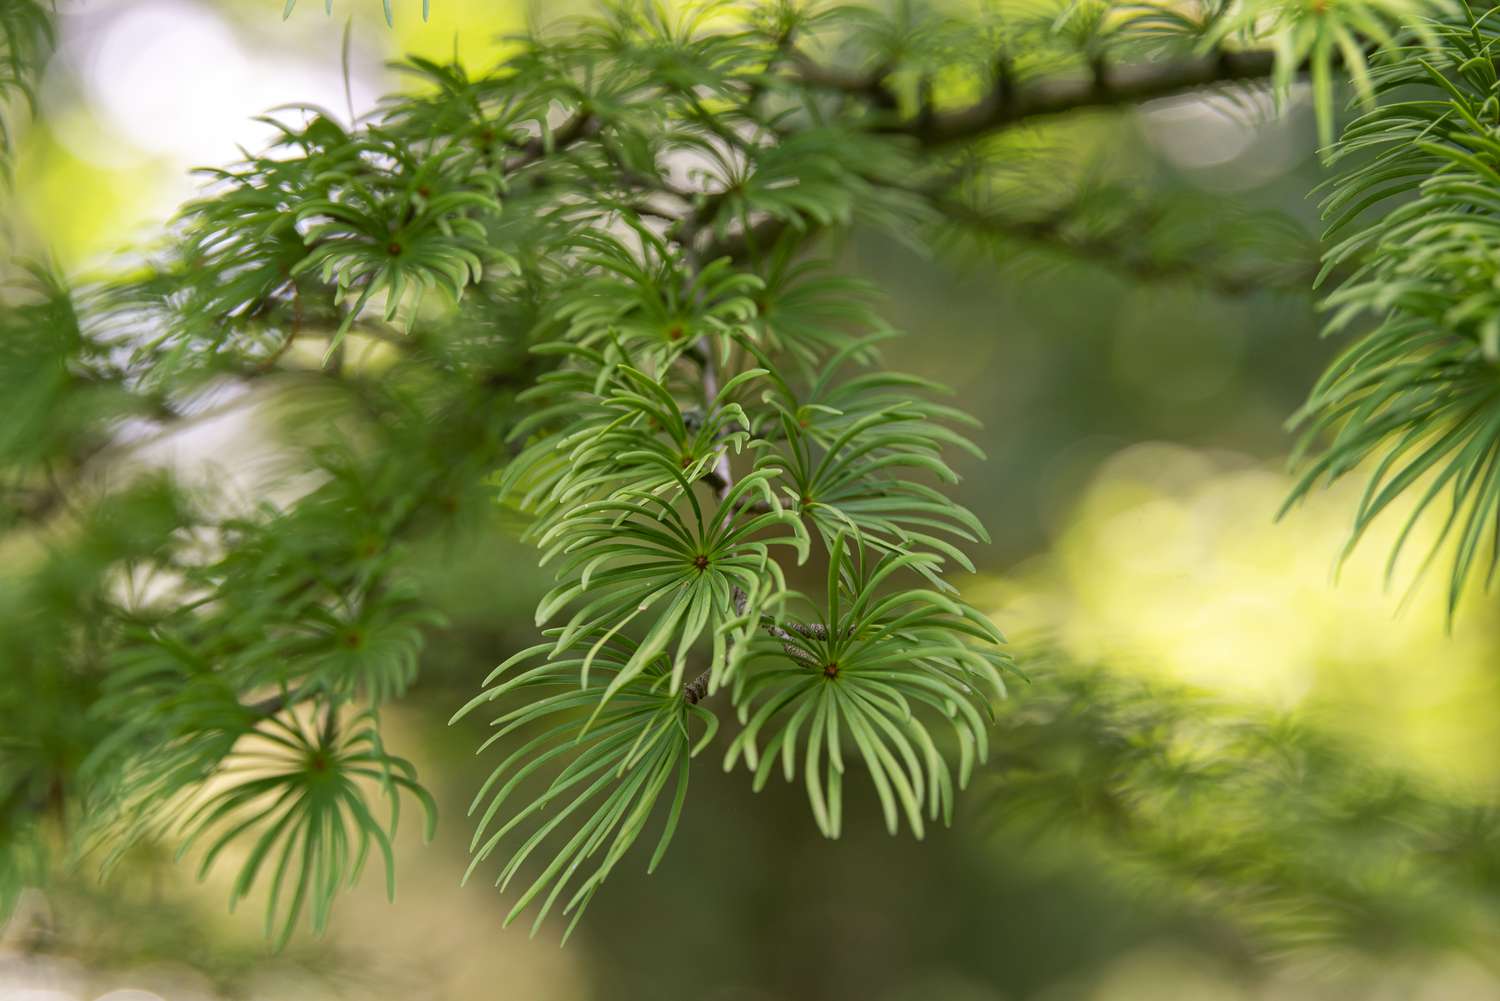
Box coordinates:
[383,0,526,68]
[27,0,387,263]
[41,101,144,171]
[990,442,1500,790]
[1141,89,1303,191]
[1143,95,1257,169]
[13,130,174,263]
[84,1,249,161]
[55,0,376,170]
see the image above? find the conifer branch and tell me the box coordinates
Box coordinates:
[9,0,1444,952]
[877,48,1280,146]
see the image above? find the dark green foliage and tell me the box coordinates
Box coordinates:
[0,0,50,165]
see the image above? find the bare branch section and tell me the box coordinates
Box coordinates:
[688,48,1305,283]
[875,49,1279,146]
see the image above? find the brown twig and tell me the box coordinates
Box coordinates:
[875,48,1280,147]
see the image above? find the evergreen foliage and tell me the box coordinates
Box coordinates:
[3,0,1499,959]
[1287,2,1500,618]
[0,0,49,163]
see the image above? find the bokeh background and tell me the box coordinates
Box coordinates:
[6,2,1500,1000]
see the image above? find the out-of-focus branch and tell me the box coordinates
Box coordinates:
[787,49,900,110]
[697,182,1320,297]
[873,49,1280,146]
[932,196,1321,296]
